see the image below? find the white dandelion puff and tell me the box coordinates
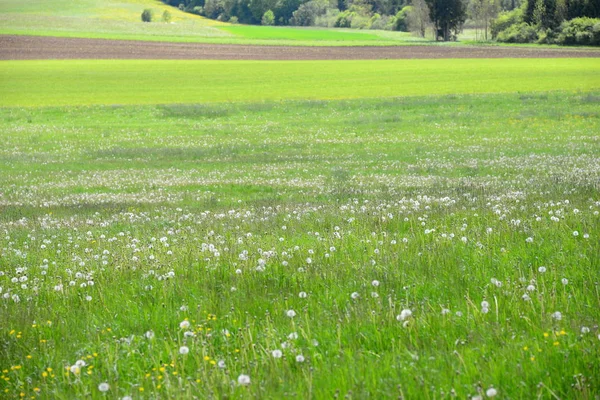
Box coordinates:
[237,374,251,385]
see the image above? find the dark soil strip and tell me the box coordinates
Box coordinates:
[1,35,599,60]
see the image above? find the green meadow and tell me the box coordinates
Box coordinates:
[1,89,600,398]
[1,58,599,107]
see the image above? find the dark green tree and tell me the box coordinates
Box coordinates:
[425,0,467,40]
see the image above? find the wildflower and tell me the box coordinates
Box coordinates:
[98,383,110,392]
[179,346,189,355]
[396,309,412,321]
[296,355,305,363]
[237,374,250,385]
[552,311,562,320]
[286,310,296,318]
[272,350,283,358]
[581,327,590,334]
[371,280,380,287]
[573,231,579,237]
[218,360,226,368]
[527,285,535,291]
[288,332,298,340]
[441,308,450,315]
[561,278,568,285]
[538,266,546,273]
[145,330,155,339]
[180,320,190,329]
[526,237,533,243]
[486,387,497,397]
[351,292,360,299]
[298,291,307,298]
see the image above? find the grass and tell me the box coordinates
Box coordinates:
[1,58,599,107]
[0,91,599,398]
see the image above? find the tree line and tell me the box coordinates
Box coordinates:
[163,0,600,44]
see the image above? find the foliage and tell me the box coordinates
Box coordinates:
[162,9,173,22]
[494,0,600,44]
[141,8,155,22]
[425,0,467,40]
[393,6,411,31]
[290,0,330,26]
[554,17,600,45]
[467,0,501,40]
[261,9,275,24]
[406,0,431,37]
[491,6,523,38]
[496,20,538,41]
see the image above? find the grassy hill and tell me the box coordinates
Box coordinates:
[0,0,421,45]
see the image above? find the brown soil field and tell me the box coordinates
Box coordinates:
[1,35,600,60]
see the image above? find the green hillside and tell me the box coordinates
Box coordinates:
[0,0,417,45]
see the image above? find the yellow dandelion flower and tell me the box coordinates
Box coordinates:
[42,372,48,378]
[543,332,549,338]
[553,341,559,346]
[523,346,528,351]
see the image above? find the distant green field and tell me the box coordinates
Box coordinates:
[219,25,383,41]
[1,58,599,107]
[0,0,420,45]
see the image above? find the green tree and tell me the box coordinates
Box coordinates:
[425,0,467,41]
[468,0,500,40]
[262,9,276,24]
[162,10,173,22]
[290,0,330,25]
[406,0,431,37]
[141,9,155,22]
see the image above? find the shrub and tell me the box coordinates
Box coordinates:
[370,15,392,30]
[141,9,155,22]
[335,11,352,28]
[394,6,412,31]
[491,7,523,39]
[315,8,340,28]
[261,9,275,25]
[555,17,600,45]
[162,10,172,22]
[496,22,538,42]
[229,16,239,24]
[290,0,329,26]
